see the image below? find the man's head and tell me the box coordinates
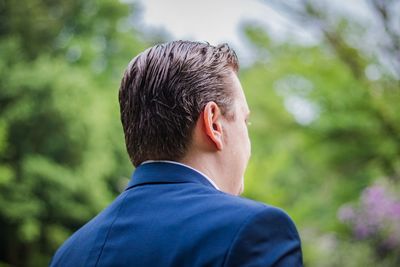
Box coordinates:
[119,40,250,195]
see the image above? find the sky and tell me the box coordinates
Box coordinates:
[133,0,372,64]
[136,0,310,42]
[133,0,319,64]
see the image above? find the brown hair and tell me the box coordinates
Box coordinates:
[119,40,239,166]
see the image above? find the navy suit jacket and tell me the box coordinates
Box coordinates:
[50,162,303,266]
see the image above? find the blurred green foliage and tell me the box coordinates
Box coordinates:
[0,0,147,265]
[0,0,399,266]
[241,1,400,265]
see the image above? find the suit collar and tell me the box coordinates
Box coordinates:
[126,161,218,191]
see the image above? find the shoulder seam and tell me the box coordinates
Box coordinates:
[221,205,265,267]
[93,192,130,267]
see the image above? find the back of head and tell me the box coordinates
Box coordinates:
[119,40,239,166]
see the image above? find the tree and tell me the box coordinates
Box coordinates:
[0,0,155,265]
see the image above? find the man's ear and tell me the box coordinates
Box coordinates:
[203,101,223,151]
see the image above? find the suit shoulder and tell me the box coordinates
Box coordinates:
[209,190,285,217]
[200,190,297,229]
[225,193,298,234]
[221,198,303,267]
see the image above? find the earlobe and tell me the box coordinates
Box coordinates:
[203,102,223,150]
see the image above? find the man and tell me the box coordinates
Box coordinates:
[50,41,303,266]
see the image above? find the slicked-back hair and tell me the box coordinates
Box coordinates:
[119,40,239,167]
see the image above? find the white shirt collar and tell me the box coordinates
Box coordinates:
[141,160,220,190]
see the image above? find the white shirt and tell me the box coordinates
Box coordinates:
[141,160,220,190]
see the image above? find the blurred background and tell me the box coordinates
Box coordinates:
[0,0,399,266]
